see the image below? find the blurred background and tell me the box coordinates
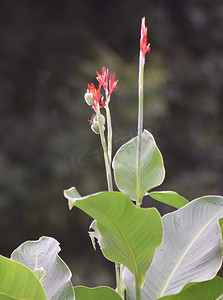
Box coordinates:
[0,0,223,287]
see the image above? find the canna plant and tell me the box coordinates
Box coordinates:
[1,17,223,300]
[64,17,223,300]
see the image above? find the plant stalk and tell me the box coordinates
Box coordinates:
[98,105,123,298]
[136,51,145,207]
[135,279,141,300]
[105,104,112,163]
[97,108,113,192]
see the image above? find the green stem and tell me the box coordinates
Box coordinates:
[135,277,141,300]
[136,51,145,206]
[115,263,121,295]
[105,104,112,163]
[105,102,124,298]
[105,102,123,297]
[98,106,124,298]
[97,108,113,192]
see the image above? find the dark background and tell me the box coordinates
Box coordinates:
[1,0,223,287]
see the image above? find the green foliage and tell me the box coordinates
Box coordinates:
[0,255,47,300]
[1,7,223,299]
[124,195,223,300]
[74,286,122,300]
[149,191,189,209]
[64,188,162,287]
[113,130,165,203]
[11,236,74,300]
[158,276,223,300]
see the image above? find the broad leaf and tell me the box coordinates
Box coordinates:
[11,236,74,300]
[149,191,189,209]
[124,196,223,300]
[158,276,223,300]
[112,129,165,203]
[0,255,47,300]
[74,286,122,300]
[0,294,38,300]
[0,294,21,300]
[64,188,162,287]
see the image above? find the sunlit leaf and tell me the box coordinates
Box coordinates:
[64,188,162,287]
[11,236,74,300]
[74,286,122,300]
[158,276,223,300]
[149,191,189,209]
[0,293,33,300]
[0,255,46,300]
[124,196,223,300]
[112,130,165,203]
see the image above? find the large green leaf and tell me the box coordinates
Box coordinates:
[158,276,223,300]
[0,294,37,300]
[149,191,189,209]
[64,188,162,287]
[0,294,20,300]
[11,236,74,300]
[74,286,122,300]
[124,196,223,300]
[112,130,165,203]
[0,254,47,300]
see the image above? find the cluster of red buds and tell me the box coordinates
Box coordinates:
[84,67,118,134]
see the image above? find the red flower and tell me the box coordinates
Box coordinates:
[88,83,100,103]
[96,67,118,98]
[96,67,108,90]
[87,82,105,112]
[140,17,150,57]
[109,73,118,96]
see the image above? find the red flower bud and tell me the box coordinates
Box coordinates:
[140,17,151,57]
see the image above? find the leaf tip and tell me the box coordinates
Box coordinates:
[63,187,81,210]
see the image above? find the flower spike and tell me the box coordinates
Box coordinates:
[140,17,150,57]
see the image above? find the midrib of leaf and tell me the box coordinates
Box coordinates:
[158,213,222,298]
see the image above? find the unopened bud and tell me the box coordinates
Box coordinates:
[91,121,100,134]
[84,92,94,106]
[95,113,105,126]
[90,114,105,134]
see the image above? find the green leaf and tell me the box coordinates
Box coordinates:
[64,188,162,287]
[0,293,33,300]
[219,218,223,240]
[124,195,223,300]
[158,276,223,300]
[0,254,47,300]
[112,130,165,203]
[149,191,189,209]
[74,286,122,300]
[11,236,74,300]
